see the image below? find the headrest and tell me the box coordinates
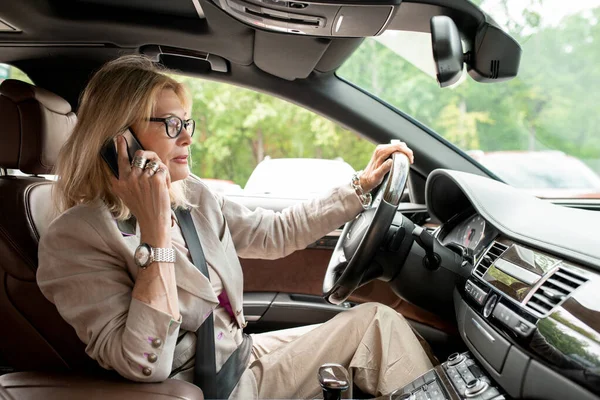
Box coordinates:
[0,79,76,174]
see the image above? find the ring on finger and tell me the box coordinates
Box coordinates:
[131,156,147,169]
[144,160,160,173]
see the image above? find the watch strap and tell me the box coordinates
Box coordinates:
[152,247,176,263]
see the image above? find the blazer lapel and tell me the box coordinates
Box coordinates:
[189,209,231,275]
[191,210,245,327]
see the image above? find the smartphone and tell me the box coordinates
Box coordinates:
[100,128,145,179]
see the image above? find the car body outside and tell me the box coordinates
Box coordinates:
[243,157,356,199]
[468,150,600,199]
[202,178,243,195]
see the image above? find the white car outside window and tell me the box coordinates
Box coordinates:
[244,158,356,198]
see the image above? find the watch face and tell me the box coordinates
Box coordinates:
[135,244,152,267]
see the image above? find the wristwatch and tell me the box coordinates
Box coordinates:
[134,243,176,268]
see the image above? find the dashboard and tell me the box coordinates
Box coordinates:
[440,212,498,261]
[424,169,600,400]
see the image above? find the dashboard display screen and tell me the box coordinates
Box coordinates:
[441,213,498,259]
[483,263,534,302]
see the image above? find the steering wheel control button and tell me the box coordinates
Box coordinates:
[483,294,498,318]
[151,338,162,348]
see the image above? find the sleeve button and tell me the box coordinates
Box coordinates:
[151,338,162,348]
[142,367,152,376]
[147,353,158,363]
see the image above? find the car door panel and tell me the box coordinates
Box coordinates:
[240,247,455,334]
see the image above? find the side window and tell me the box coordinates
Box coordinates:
[0,63,33,84]
[175,75,376,198]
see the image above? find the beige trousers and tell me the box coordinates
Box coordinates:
[248,303,433,398]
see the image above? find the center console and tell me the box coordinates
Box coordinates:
[388,352,504,400]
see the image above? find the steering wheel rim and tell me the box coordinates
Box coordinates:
[323,150,410,305]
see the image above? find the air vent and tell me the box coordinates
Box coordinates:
[473,241,509,278]
[524,267,588,316]
[490,60,500,79]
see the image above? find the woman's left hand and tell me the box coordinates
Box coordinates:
[360,142,414,193]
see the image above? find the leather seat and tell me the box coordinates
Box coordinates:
[0,79,90,373]
[0,79,203,399]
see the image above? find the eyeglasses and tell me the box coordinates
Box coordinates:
[148,116,196,138]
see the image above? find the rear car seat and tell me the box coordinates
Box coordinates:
[0,79,202,399]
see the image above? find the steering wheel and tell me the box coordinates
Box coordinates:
[323,149,411,305]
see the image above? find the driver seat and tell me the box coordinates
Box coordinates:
[0,79,202,399]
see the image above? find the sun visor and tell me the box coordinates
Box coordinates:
[254,30,330,80]
[210,0,401,37]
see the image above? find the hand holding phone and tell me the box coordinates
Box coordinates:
[108,134,173,245]
[100,128,145,179]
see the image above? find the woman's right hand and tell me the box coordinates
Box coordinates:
[110,135,172,247]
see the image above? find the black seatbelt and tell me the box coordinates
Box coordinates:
[175,208,218,398]
[175,208,252,400]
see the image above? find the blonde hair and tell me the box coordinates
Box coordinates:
[53,55,192,219]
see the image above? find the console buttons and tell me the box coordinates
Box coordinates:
[465,280,488,305]
[492,303,514,325]
[455,381,467,396]
[402,382,414,393]
[514,320,535,336]
[493,303,535,337]
[414,390,427,400]
[462,371,476,384]
[465,378,489,397]
[447,352,465,367]
[424,370,437,383]
[426,382,445,400]
[446,367,461,384]
[412,376,426,388]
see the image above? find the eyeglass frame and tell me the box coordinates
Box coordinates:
[148,116,196,138]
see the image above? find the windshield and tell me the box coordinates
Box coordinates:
[338,0,600,199]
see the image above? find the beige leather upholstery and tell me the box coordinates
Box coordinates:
[0,79,76,174]
[0,372,203,400]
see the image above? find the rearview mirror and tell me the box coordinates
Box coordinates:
[430,16,464,88]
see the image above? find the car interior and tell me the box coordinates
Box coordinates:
[0,1,599,400]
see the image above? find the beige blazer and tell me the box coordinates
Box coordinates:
[37,176,363,383]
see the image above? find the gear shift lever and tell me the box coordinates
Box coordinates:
[318,363,350,400]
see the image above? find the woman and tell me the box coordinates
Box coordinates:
[37,55,432,399]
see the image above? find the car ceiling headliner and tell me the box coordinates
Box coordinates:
[0,0,365,77]
[0,0,487,79]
